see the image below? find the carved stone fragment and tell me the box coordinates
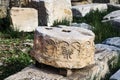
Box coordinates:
[30,26,95,69]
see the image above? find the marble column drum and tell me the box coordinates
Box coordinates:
[30,26,95,69]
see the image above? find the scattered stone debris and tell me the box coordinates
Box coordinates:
[1,0,120,80]
[4,37,120,80]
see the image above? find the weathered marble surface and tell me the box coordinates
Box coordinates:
[30,0,72,26]
[110,69,120,80]
[103,10,120,21]
[72,3,107,17]
[30,26,95,69]
[10,7,38,32]
[102,37,120,48]
[103,10,120,29]
[71,23,94,30]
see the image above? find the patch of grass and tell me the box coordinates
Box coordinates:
[0,29,34,39]
[0,36,33,79]
[0,39,33,80]
[73,9,120,43]
[0,52,33,80]
[53,19,71,27]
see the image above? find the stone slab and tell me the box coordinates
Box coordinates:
[102,10,120,29]
[10,7,38,32]
[72,3,107,17]
[110,69,120,80]
[103,10,120,21]
[71,23,94,30]
[102,37,120,48]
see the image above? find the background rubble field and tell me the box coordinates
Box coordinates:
[0,3,120,80]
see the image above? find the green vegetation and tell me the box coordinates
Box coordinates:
[0,15,34,79]
[0,38,33,80]
[53,19,71,26]
[73,9,120,43]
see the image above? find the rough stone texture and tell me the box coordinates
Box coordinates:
[110,69,120,80]
[102,37,120,48]
[3,63,109,80]
[72,3,107,17]
[102,10,120,29]
[71,23,94,30]
[5,40,120,80]
[103,10,120,21]
[95,44,120,64]
[96,44,120,52]
[30,26,95,69]
[10,7,38,32]
[30,0,72,26]
[0,6,7,18]
[94,43,120,80]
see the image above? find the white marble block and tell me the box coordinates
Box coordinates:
[10,7,38,32]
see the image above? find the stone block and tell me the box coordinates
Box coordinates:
[71,22,94,30]
[30,26,95,69]
[10,7,38,32]
[102,37,120,48]
[72,3,107,17]
[102,10,120,29]
[30,0,72,26]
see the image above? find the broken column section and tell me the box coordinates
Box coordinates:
[30,26,95,70]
